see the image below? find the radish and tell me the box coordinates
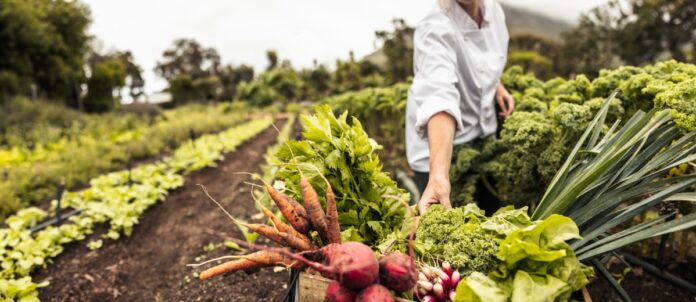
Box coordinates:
[449,290,456,301]
[421,295,436,302]
[422,266,434,280]
[356,284,394,302]
[451,271,461,285]
[418,272,428,281]
[433,283,445,302]
[441,261,453,276]
[325,281,358,302]
[417,280,433,292]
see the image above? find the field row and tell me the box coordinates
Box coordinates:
[0,117,273,301]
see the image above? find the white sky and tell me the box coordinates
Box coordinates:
[83,0,608,94]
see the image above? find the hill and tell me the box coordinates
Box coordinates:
[363,2,572,67]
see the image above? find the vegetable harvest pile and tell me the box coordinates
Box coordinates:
[195,90,695,302]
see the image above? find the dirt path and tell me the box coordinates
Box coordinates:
[35,120,291,302]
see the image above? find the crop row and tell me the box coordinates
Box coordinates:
[0,103,250,217]
[0,117,273,301]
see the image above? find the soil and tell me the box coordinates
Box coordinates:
[35,120,292,302]
[586,252,696,302]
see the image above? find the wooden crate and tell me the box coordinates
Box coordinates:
[297,272,412,302]
[296,272,592,302]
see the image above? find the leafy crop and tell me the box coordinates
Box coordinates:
[273,105,409,245]
[0,103,250,217]
[0,117,272,301]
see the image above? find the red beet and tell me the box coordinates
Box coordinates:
[356,284,394,302]
[325,281,358,302]
[378,252,417,292]
[286,242,379,289]
[378,197,418,292]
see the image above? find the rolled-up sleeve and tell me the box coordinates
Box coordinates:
[411,23,465,138]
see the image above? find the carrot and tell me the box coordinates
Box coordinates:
[258,203,312,244]
[239,221,315,251]
[265,184,311,234]
[325,184,341,244]
[299,173,330,245]
[199,251,301,280]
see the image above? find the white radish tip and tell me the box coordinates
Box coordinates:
[418,272,428,281]
[449,290,457,301]
[422,295,436,302]
[433,283,444,295]
[442,261,451,270]
[417,280,434,291]
[451,271,461,284]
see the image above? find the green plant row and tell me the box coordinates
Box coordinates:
[0,117,273,302]
[0,103,251,217]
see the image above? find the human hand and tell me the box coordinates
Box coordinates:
[496,83,515,119]
[417,174,452,215]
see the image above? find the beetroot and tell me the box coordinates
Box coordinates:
[325,281,358,302]
[377,199,418,292]
[378,252,418,292]
[356,284,394,302]
[282,242,379,290]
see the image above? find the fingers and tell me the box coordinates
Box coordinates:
[496,95,510,118]
[506,95,516,113]
[440,196,452,210]
[417,198,438,215]
[497,94,515,119]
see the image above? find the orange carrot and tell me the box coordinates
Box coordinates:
[199,251,301,280]
[265,184,311,234]
[240,221,315,251]
[259,204,312,244]
[299,174,330,244]
[325,184,341,244]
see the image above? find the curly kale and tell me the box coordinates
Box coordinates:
[653,78,696,131]
[416,205,501,275]
[550,103,593,132]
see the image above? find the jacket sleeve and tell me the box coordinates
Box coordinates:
[410,23,465,139]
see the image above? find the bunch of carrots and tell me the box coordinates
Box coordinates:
[198,171,341,280]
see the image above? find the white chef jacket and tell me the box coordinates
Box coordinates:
[406,0,509,173]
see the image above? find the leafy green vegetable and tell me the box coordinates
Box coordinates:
[455,215,593,302]
[273,105,409,245]
[416,204,535,275]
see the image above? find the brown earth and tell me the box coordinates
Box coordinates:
[35,120,292,302]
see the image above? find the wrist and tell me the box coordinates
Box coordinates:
[428,171,449,183]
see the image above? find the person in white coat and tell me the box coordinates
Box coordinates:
[406,0,515,214]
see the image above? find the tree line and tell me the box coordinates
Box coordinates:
[0,0,693,111]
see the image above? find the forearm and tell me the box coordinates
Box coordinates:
[427,112,456,179]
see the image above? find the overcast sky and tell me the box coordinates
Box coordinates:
[83,0,608,94]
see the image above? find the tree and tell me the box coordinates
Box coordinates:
[217,64,255,101]
[84,58,126,112]
[155,39,221,81]
[266,50,279,70]
[155,39,224,103]
[299,60,331,100]
[0,0,90,103]
[375,19,415,82]
[559,0,696,76]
